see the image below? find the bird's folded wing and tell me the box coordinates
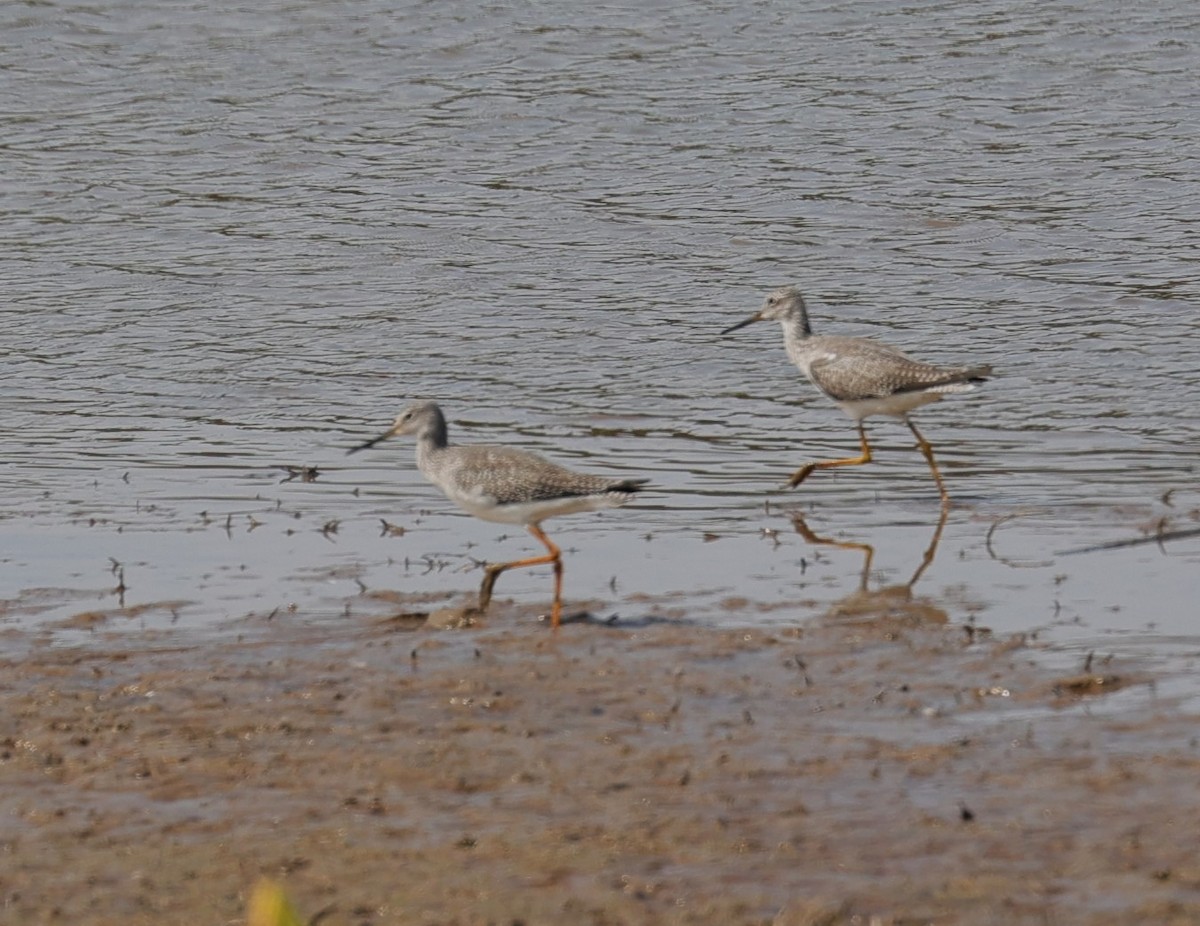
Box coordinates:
[809,351,972,401]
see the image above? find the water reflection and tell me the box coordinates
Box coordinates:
[791,508,949,627]
[1,0,1197,650]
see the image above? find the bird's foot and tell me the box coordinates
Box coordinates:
[538,609,593,627]
[786,464,817,489]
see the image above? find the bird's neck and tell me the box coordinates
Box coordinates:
[780,310,813,358]
[414,408,450,470]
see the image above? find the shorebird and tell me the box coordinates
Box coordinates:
[347,401,647,627]
[722,286,991,505]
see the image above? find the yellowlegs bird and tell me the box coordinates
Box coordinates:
[347,402,648,628]
[722,286,991,505]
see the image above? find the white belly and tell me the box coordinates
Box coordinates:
[453,492,620,526]
[837,391,943,420]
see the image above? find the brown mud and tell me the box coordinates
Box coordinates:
[2,591,1199,926]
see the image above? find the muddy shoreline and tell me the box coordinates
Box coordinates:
[2,596,1199,925]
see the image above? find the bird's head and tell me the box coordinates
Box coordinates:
[721,286,808,334]
[347,401,444,453]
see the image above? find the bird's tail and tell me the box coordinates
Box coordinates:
[959,364,993,383]
[923,364,992,395]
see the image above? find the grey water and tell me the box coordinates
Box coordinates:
[2,1,1197,673]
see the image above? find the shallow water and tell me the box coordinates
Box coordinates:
[3,1,1198,670]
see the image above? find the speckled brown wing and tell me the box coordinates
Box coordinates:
[445,446,643,506]
[807,337,990,402]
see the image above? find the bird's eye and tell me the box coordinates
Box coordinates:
[767,297,777,306]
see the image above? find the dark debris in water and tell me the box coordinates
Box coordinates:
[1050,673,1127,699]
[279,465,321,483]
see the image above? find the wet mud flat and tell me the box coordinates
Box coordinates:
[2,597,1199,926]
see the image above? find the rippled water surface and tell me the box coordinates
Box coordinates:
[3,1,1197,662]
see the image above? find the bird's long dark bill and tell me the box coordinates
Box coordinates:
[720,313,762,335]
[346,430,394,455]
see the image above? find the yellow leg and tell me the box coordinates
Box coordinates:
[476,523,564,628]
[787,422,873,489]
[905,418,949,507]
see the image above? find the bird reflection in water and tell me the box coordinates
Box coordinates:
[790,506,950,625]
